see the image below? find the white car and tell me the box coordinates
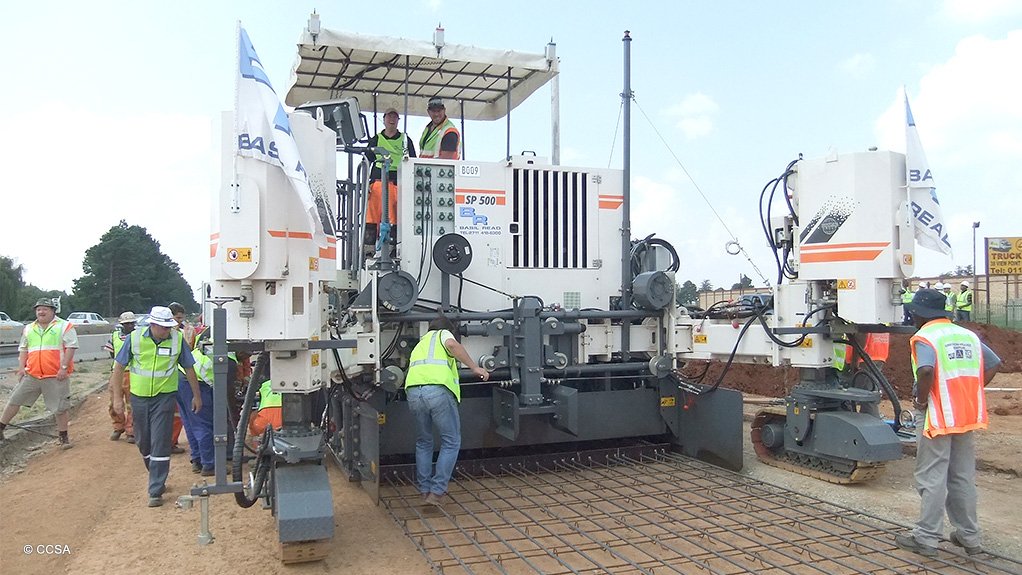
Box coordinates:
[67,312,110,326]
[0,311,23,328]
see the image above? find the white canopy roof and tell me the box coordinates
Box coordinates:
[285,28,558,121]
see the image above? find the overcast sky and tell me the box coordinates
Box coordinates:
[1,0,1019,300]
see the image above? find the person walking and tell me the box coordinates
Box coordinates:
[894,289,1001,558]
[364,107,416,254]
[419,97,460,160]
[0,298,78,449]
[105,311,137,442]
[404,316,488,507]
[956,281,973,322]
[110,306,202,507]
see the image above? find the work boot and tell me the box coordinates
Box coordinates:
[950,531,983,556]
[170,444,185,454]
[126,435,136,444]
[110,430,123,441]
[58,432,73,450]
[895,534,938,558]
[424,493,445,508]
[191,460,202,474]
[201,466,215,477]
[147,496,164,508]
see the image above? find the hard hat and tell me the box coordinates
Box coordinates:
[918,281,929,289]
[118,311,137,324]
[33,298,57,310]
[960,280,969,288]
[934,282,944,290]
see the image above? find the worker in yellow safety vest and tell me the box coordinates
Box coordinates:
[364,107,417,255]
[104,311,137,442]
[110,306,202,508]
[956,281,973,322]
[893,288,1001,558]
[404,315,488,508]
[0,298,78,448]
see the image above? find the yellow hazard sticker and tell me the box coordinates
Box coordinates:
[800,337,813,348]
[660,396,676,407]
[902,254,913,265]
[309,257,319,271]
[311,352,319,367]
[225,247,252,262]
[837,279,856,290]
[694,334,708,344]
[793,406,800,415]
[377,413,386,425]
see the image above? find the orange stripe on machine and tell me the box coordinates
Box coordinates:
[456,188,506,206]
[800,241,890,252]
[599,194,624,210]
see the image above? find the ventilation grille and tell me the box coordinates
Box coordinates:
[512,169,589,268]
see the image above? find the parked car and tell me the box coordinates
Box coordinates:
[738,293,774,315]
[67,312,110,326]
[0,311,23,328]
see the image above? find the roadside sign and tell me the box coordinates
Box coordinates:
[986,237,1022,275]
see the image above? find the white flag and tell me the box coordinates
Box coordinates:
[905,94,952,256]
[236,26,326,246]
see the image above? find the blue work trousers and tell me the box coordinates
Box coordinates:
[406,384,461,496]
[177,378,215,469]
[130,392,177,498]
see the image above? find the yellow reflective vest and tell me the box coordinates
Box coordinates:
[128,329,184,397]
[405,329,460,401]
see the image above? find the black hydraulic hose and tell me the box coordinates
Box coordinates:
[848,336,903,431]
[233,354,267,508]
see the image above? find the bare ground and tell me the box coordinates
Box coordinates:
[0,366,1020,573]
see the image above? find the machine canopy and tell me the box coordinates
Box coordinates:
[285,28,558,121]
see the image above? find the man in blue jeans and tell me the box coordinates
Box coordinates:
[404,316,489,507]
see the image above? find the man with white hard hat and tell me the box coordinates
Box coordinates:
[957,281,974,322]
[940,282,956,318]
[110,306,202,508]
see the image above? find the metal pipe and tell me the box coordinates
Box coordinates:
[548,40,559,166]
[620,31,633,361]
[506,67,512,160]
[388,308,655,324]
[459,100,466,159]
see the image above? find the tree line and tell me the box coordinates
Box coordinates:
[1,221,198,321]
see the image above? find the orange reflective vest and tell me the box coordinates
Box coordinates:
[910,319,987,438]
[419,118,460,159]
[23,319,75,378]
[835,332,890,370]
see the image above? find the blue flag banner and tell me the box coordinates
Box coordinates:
[236,26,325,246]
[905,94,952,256]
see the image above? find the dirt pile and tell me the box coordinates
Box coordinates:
[691,323,1021,402]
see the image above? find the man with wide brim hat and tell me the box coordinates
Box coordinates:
[109,306,203,507]
[894,289,1001,558]
[0,298,79,448]
[105,311,138,442]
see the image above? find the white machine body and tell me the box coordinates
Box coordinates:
[211,111,338,393]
